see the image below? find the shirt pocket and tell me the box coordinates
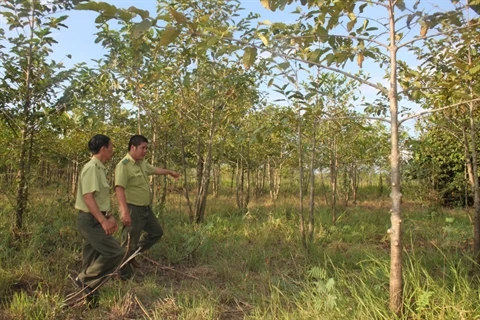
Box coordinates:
[131,170,146,184]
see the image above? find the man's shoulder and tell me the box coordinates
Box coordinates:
[117,155,132,166]
[82,159,96,171]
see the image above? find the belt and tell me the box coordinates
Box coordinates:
[127,204,150,208]
[80,210,109,216]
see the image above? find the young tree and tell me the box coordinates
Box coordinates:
[251,0,477,314]
[401,12,480,259]
[0,0,82,229]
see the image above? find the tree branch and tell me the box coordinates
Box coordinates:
[397,21,480,49]
[399,98,480,125]
[221,36,388,95]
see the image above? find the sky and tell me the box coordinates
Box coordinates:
[49,0,295,67]
[4,0,472,135]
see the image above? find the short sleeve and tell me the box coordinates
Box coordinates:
[115,163,129,188]
[145,162,156,175]
[80,165,100,195]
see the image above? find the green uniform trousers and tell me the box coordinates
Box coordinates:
[77,211,132,289]
[121,204,163,256]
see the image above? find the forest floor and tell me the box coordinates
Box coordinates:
[0,191,478,319]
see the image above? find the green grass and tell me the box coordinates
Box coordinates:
[0,191,479,319]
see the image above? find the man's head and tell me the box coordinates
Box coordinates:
[88,134,113,161]
[128,135,149,161]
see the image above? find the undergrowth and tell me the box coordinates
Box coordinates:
[0,192,478,319]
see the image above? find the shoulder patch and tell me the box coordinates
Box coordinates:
[122,158,129,164]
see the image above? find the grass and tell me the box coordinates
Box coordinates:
[0,190,479,319]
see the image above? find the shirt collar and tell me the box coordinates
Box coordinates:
[126,153,142,165]
[91,156,105,169]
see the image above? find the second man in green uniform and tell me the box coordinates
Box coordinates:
[115,135,180,266]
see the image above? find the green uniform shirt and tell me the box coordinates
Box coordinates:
[75,157,111,212]
[115,153,155,206]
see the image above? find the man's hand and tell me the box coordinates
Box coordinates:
[101,217,118,235]
[121,210,132,227]
[169,170,181,180]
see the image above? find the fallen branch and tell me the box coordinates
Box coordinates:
[63,241,142,306]
[140,254,199,280]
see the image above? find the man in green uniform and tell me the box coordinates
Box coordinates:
[115,135,180,266]
[74,134,131,306]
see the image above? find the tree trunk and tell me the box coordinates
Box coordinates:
[308,119,317,243]
[180,126,194,222]
[230,165,235,190]
[151,126,158,205]
[466,38,480,263]
[194,102,217,223]
[330,138,338,224]
[343,169,349,207]
[71,158,78,197]
[212,162,220,198]
[15,2,36,230]
[387,2,403,315]
[297,108,306,248]
[196,135,204,193]
[235,146,250,214]
[15,126,29,230]
[351,164,358,204]
[268,158,282,201]
[320,171,329,206]
[235,160,244,212]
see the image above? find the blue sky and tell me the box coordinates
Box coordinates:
[24,1,473,135]
[50,0,296,67]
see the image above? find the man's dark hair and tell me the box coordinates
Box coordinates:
[128,135,149,151]
[88,134,111,155]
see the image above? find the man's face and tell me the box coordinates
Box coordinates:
[130,142,148,161]
[102,141,114,161]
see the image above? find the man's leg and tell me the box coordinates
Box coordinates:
[137,206,163,251]
[77,212,126,289]
[122,204,148,254]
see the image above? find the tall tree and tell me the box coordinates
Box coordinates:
[0,0,81,229]
[252,0,476,314]
[401,9,480,259]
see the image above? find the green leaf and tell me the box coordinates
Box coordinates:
[258,33,269,46]
[128,6,149,19]
[308,49,322,63]
[359,3,367,14]
[396,0,406,11]
[169,8,188,24]
[74,2,104,11]
[132,19,152,38]
[316,25,328,42]
[347,20,356,32]
[117,9,135,22]
[243,47,257,69]
[159,27,180,46]
[406,14,414,29]
[469,64,480,75]
[420,24,428,37]
[413,0,421,10]
[183,73,190,88]
[205,36,219,47]
[260,0,271,10]
[278,62,290,70]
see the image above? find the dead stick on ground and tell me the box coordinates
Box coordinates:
[63,236,141,305]
[135,295,153,320]
[140,254,199,280]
